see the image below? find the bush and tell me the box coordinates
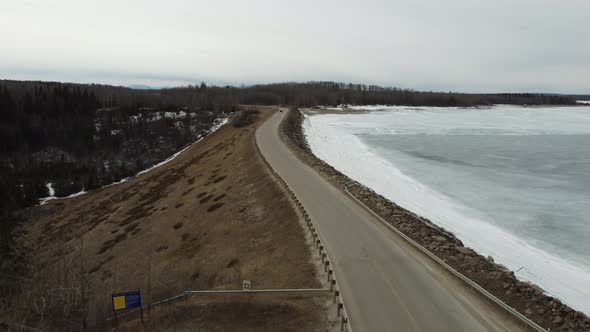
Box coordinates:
[232,110,259,128]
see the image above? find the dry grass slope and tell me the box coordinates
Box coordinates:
[5,108,329,331]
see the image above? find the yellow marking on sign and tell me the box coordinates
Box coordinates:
[113,296,126,310]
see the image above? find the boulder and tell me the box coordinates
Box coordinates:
[552,316,563,325]
[455,246,473,255]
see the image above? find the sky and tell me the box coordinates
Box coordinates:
[1,0,589,93]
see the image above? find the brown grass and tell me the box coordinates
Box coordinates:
[207,202,224,212]
[118,295,330,332]
[9,108,328,330]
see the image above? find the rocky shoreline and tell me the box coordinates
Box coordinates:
[280,107,590,332]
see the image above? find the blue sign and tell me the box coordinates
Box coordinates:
[112,289,142,311]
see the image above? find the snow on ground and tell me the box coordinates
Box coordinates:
[577,100,590,104]
[38,116,229,205]
[46,183,55,197]
[127,110,195,124]
[135,116,228,176]
[39,183,57,205]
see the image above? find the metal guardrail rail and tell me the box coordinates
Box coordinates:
[107,288,330,321]
[344,187,547,332]
[186,288,330,296]
[254,121,353,332]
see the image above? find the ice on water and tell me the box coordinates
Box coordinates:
[304,105,590,314]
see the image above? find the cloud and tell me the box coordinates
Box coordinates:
[1,0,588,93]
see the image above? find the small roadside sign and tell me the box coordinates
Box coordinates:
[242,280,251,291]
[112,289,142,311]
[111,289,144,326]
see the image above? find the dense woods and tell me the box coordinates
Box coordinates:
[234,81,578,107]
[0,80,237,252]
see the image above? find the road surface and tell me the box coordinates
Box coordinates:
[256,110,524,332]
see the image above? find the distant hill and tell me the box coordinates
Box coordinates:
[571,94,590,101]
[127,84,164,90]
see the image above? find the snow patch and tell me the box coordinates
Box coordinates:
[37,116,229,205]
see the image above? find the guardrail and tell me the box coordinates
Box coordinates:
[186,288,330,296]
[344,187,547,332]
[107,288,330,322]
[254,121,353,332]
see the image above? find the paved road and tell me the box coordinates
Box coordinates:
[256,110,522,332]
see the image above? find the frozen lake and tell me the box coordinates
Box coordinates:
[304,105,590,314]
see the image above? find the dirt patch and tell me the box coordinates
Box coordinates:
[226,258,239,268]
[199,194,214,204]
[207,202,224,212]
[212,175,227,183]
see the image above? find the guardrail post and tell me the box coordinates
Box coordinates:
[325,261,330,272]
[334,290,339,303]
[337,302,343,317]
[322,253,326,263]
[341,317,348,332]
[328,269,333,282]
[331,280,336,292]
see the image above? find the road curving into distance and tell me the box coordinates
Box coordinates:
[256,109,526,332]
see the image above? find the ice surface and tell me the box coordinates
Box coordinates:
[304,105,590,314]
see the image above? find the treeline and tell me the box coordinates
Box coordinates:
[234,82,578,107]
[0,79,579,215]
[0,80,236,233]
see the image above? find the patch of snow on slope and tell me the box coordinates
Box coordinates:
[37,116,229,205]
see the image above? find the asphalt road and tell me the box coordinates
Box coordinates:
[256,110,523,332]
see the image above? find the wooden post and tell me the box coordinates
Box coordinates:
[147,252,152,320]
[113,309,118,328]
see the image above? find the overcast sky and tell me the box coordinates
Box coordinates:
[1,0,589,93]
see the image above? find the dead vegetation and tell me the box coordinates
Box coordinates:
[1,108,328,331]
[117,295,328,332]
